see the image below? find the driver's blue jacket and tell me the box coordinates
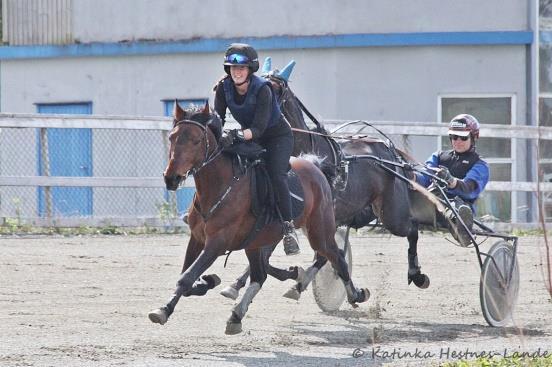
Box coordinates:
[415,149,489,211]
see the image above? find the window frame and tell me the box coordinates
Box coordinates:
[538,93,552,164]
[437,93,517,222]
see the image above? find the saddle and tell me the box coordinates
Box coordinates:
[223,141,305,221]
[220,141,305,251]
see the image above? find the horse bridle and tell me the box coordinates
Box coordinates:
[172,117,242,222]
[172,118,223,178]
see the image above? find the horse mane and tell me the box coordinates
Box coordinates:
[299,153,337,187]
[174,105,223,142]
[396,147,417,164]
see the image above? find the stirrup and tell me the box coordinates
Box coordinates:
[283,221,300,256]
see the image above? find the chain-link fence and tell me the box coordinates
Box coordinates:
[2,114,552,228]
[0,116,194,227]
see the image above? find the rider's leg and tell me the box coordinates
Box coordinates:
[262,130,300,255]
[437,197,473,246]
[451,198,473,246]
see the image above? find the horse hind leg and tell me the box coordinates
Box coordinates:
[220,266,250,300]
[311,227,370,306]
[225,248,267,335]
[220,245,302,300]
[283,253,326,300]
[329,246,370,307]
[407,222,430,289]
[284,226,369,306]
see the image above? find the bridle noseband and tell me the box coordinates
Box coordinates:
[171,118,222,178]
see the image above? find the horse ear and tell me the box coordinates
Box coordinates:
[173,100,185,121]
[202,100,210,115]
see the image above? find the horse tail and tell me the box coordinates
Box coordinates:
[299,153,336,185]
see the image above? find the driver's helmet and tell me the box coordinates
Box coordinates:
[223,43,259,74]
[448,114,480,140]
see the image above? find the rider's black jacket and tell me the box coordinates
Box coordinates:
[213,74,295,222]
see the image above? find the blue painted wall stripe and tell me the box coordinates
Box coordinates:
[0,31,532,60]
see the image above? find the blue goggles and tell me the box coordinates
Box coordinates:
[224,53,250,65]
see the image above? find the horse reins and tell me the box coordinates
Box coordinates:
[172,118,243,222]
[290,126,388,145]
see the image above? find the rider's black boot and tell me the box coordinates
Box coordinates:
[448,203,473,247]
[283,220,300,256]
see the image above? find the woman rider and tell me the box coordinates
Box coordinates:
[214,43,300,255]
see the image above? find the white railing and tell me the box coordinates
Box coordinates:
[1,113,552,227]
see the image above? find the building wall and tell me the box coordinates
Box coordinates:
[71,0,528,43]
[0,45,527,161]
[0,0,535,222]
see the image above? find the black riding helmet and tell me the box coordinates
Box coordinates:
[223,43,259,74]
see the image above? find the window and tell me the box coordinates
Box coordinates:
[538,97,552,170]
[161,98,208,216]
[439,96,514,222]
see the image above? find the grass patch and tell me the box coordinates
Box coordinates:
[441,355,552,367]
[0,224,187,236]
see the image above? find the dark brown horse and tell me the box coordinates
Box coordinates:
[148,102,369,334]
[272,74,430,286]
[220,73,430,301]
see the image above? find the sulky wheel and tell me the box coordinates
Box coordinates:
[312,226,353,312]
[479,240,520,327]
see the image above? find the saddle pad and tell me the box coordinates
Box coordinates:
[250,166,305,221]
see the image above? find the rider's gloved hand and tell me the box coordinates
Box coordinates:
[232,129,246,142]
[437,166,455,186]
[220,131,235,148]
[220,129,246,148]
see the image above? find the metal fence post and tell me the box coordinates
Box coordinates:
[40,127,52,221]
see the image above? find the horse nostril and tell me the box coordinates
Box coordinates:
[164,174,183,191]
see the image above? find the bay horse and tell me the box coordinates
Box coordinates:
[220,70,430,301]
[148,102,369,334]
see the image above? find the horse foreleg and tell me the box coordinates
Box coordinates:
[148,243,220,326]
[225,248,267,335]
[221,245,301,300]
[406,223,430,289]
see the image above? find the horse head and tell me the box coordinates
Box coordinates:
[164,101,221,190]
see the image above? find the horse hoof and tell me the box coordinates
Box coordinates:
[220,286,239,300]
[349,288,370,308]
[283,287,301,301]
[148,308,168,325]
[359,288,371,303]
[225,321,243,335]
[408,273,430,289]
[202,274,221,289]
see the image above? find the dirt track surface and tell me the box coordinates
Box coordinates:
[1,232,551,366]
